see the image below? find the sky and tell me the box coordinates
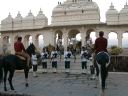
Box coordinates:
[0,0,127,24]
[1,0,128,48]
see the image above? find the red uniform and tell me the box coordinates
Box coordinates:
[14,41,25,53]
[94,37,107,54]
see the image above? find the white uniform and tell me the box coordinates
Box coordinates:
[51,51,58,62]
[31,54,38,65]
[64,51,72,72]
[51,51,58,72]
[41,52,48,72]
[81,51,88,62]
[64,51,72,61]
[41,52,48,62]
[31,54,38,77]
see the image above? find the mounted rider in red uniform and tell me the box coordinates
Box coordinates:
[14,36,30,67]
[94,31,108,54]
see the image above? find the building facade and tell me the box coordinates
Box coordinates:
[0,0,128,53]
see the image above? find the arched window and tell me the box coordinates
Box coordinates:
[108,32,118,47]
[90,32,96,44]
[122,32,128,48]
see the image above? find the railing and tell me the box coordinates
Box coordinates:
[109,55,128,72]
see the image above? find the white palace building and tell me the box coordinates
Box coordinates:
[1,0,128,53]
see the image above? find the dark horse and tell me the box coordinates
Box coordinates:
[95,51,110,92]
[0,43,36,91]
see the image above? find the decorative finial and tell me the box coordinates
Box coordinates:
[17,11,21,17]
[110,2,114,9]
[39,8,43,14]
[8,12,11,17]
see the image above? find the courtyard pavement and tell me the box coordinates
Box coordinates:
[0,72,128,96]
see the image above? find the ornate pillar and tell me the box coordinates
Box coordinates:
[104,31,109,39]
[32,35,38,48]
[80,27,86,47]
[117,32,122,48]
[23,35,28,48]
[62,28,68,51]
[81,33,86,46]
[9,35,15,54]
[95,32,99,38]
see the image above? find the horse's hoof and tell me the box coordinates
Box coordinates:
[26,83,29,87]
[4,89,7,91]
[94,86,97,88]
[11,88,15,90]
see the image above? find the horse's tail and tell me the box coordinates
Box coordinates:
[100,62,108,89]
[101,63,108,79]
[0,60,3,84]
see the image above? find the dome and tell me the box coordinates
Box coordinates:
[120,3,128,14]
[36,9,47,19]
[13,12,22,22]
[51,0,100,25]
[52,4,65,13]
[23,10,35,21]
[1,13,13,24]
[35,9,48,27]
[66,1,100,12]
[106,3,118,15]
[83,1,99,10]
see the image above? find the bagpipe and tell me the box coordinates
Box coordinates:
[65,52,71,59]
[42,52,48,60]
[81,51,91,60]
[52,52,58,58]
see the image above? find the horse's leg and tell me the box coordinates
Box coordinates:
[101,65,107,90]
[24,68,29,87]
[95,63,99,77]
[4,69,8,91]
[8,70,15,90]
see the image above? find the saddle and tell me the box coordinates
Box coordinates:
[15,55,26,61]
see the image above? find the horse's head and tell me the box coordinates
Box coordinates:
[26,43,36,56]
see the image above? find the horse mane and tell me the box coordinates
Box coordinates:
[26,43,36,56]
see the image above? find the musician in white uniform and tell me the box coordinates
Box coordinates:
[31,53,38,77]
[41,48,48,73]
[64,47,72,73]
[81,47,88,74]
[51,47,58,73]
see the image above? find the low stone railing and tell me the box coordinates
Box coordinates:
[0,92,31,96]
[109,55,128,72]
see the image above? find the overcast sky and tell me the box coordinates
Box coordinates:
[0,0,127,24]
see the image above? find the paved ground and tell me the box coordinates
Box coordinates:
[0,72,128,96]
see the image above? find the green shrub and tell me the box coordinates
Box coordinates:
[110,45,123,55]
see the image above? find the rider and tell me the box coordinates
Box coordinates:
[94,31,108,54]
[93,31,108,63]
[93,31,108,80]
[14,36,30,67]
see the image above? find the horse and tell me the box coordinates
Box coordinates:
[0,43,36,91]
[95,51,110,94]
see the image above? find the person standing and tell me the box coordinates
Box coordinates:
[31,53,38,77]
[64,47,72,73]
[80,47,88,74]
[51,47,58,73]
[41,48,48,73]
